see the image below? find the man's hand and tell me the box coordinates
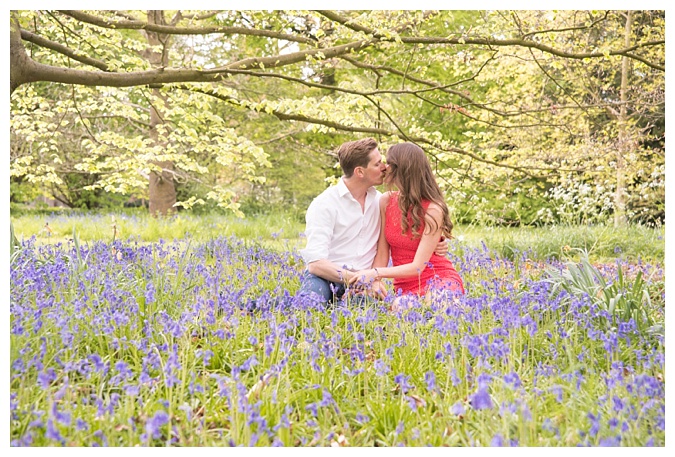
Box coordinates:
[434,237,448,257]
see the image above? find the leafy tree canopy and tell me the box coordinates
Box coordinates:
[10,10,664,224]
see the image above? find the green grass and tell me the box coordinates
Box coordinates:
[9,222,665,446]
[10,209,307,252]
[10,210,665,263]
[454,223,664,263]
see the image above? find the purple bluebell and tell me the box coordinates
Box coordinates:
[374,359,390,376]
[451,401,465,416]
[76,418,89,431]
[355,412,370,424]
[394,374,413,394]
[470,387,493,410]
[144,410,169,441]
[45,418,65,445]
[599,436,621,446]
[37,368,56,390]
[424,371,437,392]
[491,434,505,446]
[503,371,521,389]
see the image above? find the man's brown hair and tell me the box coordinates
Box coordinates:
[336,138,378,178]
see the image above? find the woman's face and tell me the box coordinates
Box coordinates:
[384,155,397,186]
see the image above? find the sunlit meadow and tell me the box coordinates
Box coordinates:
[9,213,665,446]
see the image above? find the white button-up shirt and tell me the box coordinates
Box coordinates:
[300,178,381,271]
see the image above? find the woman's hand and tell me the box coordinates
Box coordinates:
[348,268,379,288]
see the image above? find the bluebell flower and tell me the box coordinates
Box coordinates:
[51,402,71,426]
[499,401,517,416]
[75,417,89,432]
[355,412,370,424]
[451,401,465,416]
[611,395,625,412]
[469,387,493,410]
[124,384,140,396]
[272,437,284,447]
[320,390,335,408]
[542,418,557,433]
[375,359,390,376]
[144,410,169,441]
[503,371,522,389]
[424,371,437,392]
[599,436,621,446]
[406,395,419,411]
[305,402,318,417]
[37,368,56,390]
[550,385,564,403]
[88,354,107,374]
[587,412,600,437]
[54,377,68,400]
[144,282,156,304]
[450,368,461,386]
[93,429,108,447]
[11,432,34,447]
[491,434,505,446]
[394,374,413,394]
[343,366,364,376]
[45,418,65,445]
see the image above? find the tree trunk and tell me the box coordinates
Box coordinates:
[146,10,176,216]
[10,13,35,94]
[614,11,633,227]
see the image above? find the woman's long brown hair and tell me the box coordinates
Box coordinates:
[385,142,453,239]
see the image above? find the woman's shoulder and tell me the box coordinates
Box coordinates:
[379,190,397,208]
[424,201,444,218]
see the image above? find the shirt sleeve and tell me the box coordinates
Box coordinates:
[300,196,336,265]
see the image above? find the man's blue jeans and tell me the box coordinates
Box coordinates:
[297,271,377,308]
[298,272,346,304]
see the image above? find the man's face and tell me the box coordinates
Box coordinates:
[360,148,386,186]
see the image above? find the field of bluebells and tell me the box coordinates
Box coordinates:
[10,228,665,446]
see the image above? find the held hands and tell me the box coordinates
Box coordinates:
[347,269,387,300]
[348,268,379,287]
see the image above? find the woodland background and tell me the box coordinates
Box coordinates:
[9,10,665,227]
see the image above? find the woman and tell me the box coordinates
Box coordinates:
[349,142,464,303]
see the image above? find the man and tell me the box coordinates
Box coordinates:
[299,138,446,304]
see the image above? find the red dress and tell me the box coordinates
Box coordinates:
[385,192,464,295]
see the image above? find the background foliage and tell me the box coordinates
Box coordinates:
[10,10,665,225]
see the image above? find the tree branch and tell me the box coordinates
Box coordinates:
[520,11,611,39]
[216,37,375,71]
[20,29,111,71]
[319,10,664,71]
[177,84,579,177]
[180,11,221,21]
[15,26,377,89]
[57,10,315,44]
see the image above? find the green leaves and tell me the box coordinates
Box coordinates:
[9,221,23,266]
[545,249,659,334]
[10,10,664,220]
